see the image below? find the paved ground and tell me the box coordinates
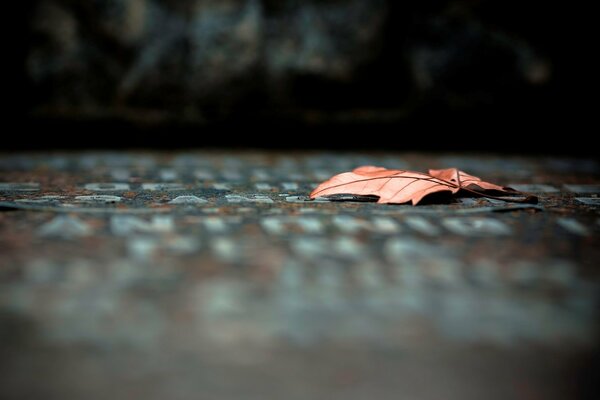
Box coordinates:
[0,151,599,399]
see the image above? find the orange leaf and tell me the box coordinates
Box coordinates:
[310,166,517,206]
[428,168,506,192]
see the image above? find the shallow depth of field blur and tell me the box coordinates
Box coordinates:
[20,0,574,150]
[2,2,596,400]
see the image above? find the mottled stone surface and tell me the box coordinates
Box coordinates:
[1,152,599,399]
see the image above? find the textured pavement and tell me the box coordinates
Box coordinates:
[1,152,599,400]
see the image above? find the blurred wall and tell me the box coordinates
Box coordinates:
[22,0,571,149]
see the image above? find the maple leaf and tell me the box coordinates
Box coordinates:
[310,166,535,206]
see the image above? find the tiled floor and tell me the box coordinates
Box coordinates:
[1,152,598,399]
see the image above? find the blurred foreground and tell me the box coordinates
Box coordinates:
[1,151,598,399]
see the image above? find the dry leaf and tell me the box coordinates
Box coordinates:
[310,166,533,205]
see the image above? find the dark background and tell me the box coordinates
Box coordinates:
[15,0,583,152]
